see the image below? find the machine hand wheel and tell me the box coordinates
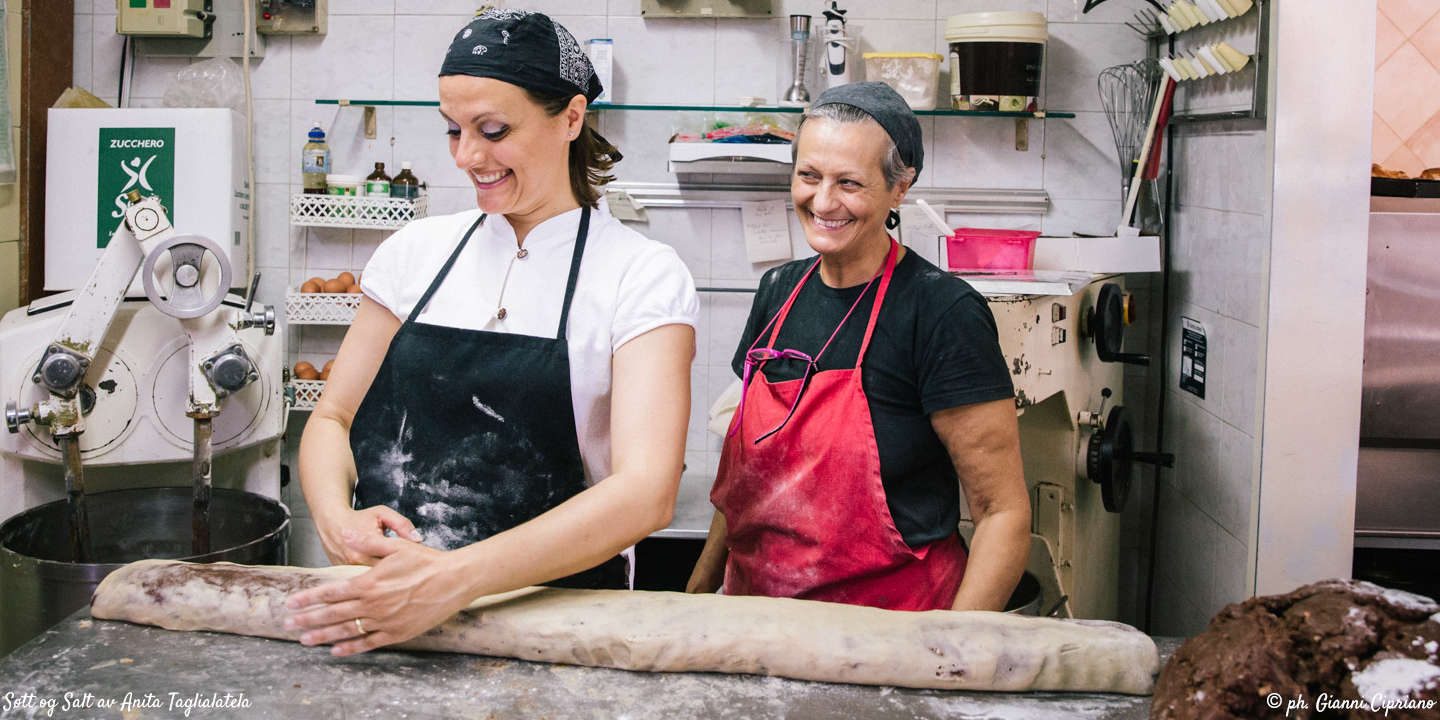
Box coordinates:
[1085,405,1175,513]
[1088,283,1150,366]
[141,235,233,319]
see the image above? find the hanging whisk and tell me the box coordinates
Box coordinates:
[1099,60,1164,194]
[1098,59,1166,233]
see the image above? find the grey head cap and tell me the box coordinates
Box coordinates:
[810,81,923,176]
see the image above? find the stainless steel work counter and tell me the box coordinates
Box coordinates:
[0,610,1179,719]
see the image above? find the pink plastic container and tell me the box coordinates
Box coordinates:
[945,228,1040,271]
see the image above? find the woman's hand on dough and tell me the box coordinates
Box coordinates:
[314,506,422,566]
[284,529,471,656]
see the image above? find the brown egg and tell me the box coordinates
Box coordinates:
[307,276,324,288]
[322,359,335,374]
[300,279,322,294]
[322,278,347,293]
[337,271,355,286]
[346,284,363,294]
[319,368,330,381]
[294,361,319,380]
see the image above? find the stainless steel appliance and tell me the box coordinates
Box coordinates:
[1356,198,1440,598]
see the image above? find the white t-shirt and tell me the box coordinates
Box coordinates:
[361,207,699,485]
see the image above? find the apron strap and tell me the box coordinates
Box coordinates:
[854,239,900,367]
[755,257,822,352]
[754,239,899,360]
[732,241,897,442]
[555,206,592,340]
[407,213,487,326]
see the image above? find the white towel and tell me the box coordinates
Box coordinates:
[706,379,744,437]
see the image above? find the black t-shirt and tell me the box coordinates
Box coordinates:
[731,248,1015,548]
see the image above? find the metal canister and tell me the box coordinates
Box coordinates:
[0,487,290,656]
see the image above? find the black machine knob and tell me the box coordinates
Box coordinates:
[1089,283,1150,366]
[1086,405,1175,513]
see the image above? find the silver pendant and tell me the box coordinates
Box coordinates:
[516,248,528,259]
[496,307,507,320]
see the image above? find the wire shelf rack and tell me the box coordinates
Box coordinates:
[290,193,428,229]
[289,379,326,410]
[285,291,362,325]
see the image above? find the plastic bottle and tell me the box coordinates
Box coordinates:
[390,162,421,200]
[365,162,391,197]
[302,124,331,195]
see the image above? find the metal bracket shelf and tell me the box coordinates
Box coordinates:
[1142,2,1258,41]
[1159,0,1268,124]
[606,182,1050,215]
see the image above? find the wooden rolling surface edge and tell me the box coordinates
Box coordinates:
[92,559,1160,695]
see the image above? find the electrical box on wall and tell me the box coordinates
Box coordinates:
[116,0,212,39]
[134,1,265,58]
[641,0,774,18]
[257,0,327,36]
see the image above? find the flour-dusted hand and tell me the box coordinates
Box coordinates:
[312,506,422,566]
[285,530,471,656]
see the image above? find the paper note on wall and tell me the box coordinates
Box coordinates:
[741,200,793,264]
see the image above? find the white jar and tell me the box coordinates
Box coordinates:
[326,174,360,196]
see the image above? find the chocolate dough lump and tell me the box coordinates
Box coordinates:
[1152,579,1440,719]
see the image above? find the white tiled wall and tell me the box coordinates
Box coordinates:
[74,1,1161,570]
[1146,118,1267,636]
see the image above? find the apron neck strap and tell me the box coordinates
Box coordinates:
[408,213,487,326]
[555,206,592,340]
[855,239,899,364]
[751,238,900,366]
[750,256,821,354]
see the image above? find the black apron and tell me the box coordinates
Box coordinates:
[350,208,627,589]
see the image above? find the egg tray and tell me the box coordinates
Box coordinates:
[285,291,362,325]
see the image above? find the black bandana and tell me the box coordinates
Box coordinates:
[812,82,924,176]
[439,9,603,103]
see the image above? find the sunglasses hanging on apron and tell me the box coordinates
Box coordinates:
[712,240,967,610]
[350,207,627,589]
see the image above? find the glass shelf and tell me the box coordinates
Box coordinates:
[600,103,1074,119]
[314,99,1074,119]
[315,99,439,107]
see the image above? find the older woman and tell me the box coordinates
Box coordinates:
[287,10,698,655]
[687,82,1029,612]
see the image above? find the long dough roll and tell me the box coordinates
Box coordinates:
[92,560,1159,694]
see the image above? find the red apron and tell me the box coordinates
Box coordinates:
[711,241,967,611]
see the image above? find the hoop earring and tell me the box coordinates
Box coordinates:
[885,208,901,230]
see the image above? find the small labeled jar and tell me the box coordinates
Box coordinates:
[326,174,360,196]
[325,174,361,219]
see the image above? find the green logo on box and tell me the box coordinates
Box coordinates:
[97,127,174,248]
